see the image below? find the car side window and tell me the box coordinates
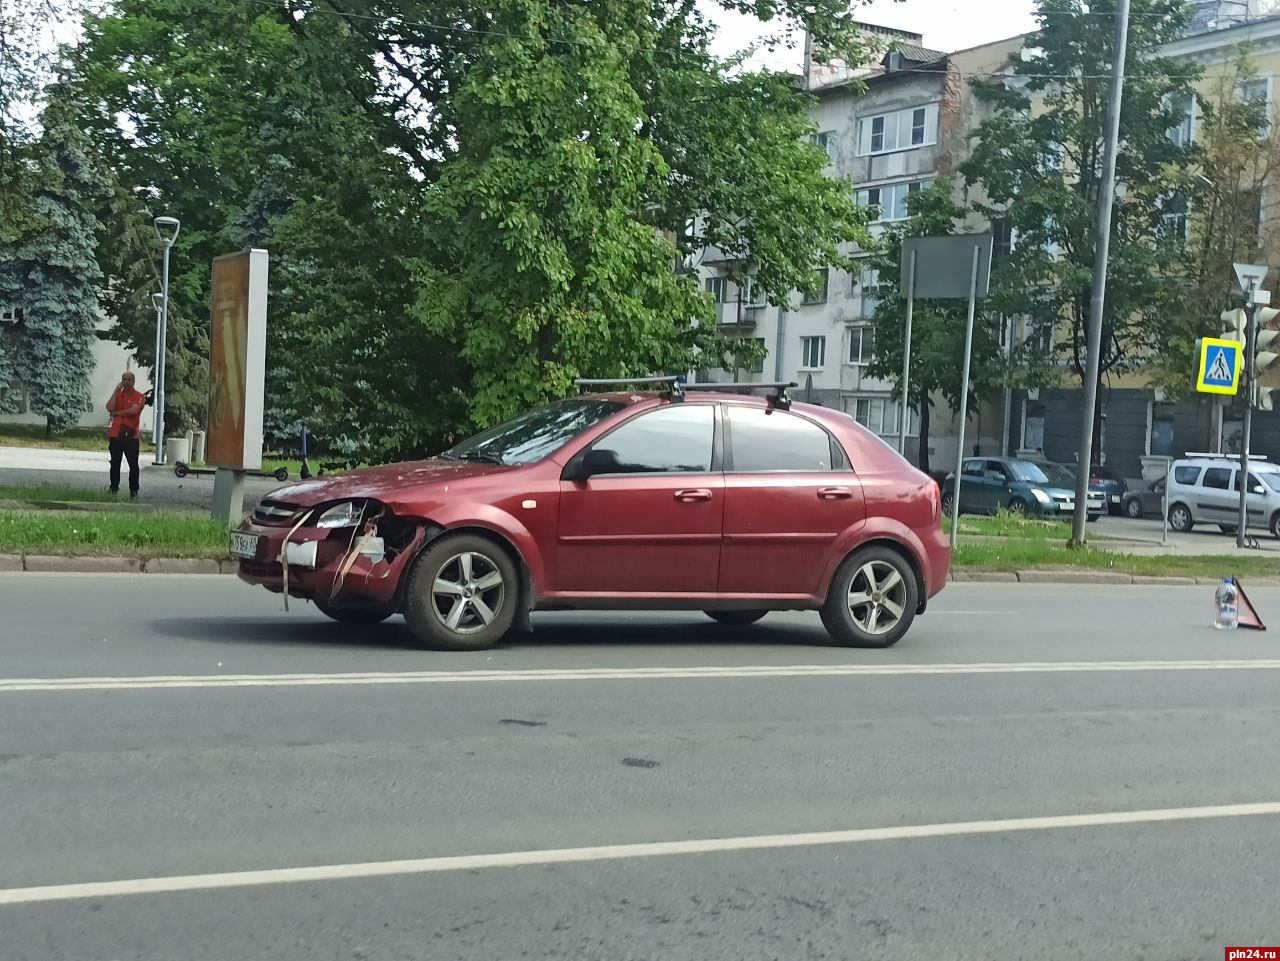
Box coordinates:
[962,459,985,477]
[727,407,833,472]
[1173,466,1200,485]
[588,404,715,474]
[986,460,1010,479]
[1203,467,1231,490]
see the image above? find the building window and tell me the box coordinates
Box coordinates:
[1167,92,1195,147]
[848,326,874,365]
[740,276,766,307]
[810,131,836,162]
[704,276,728,303]
[859,266,883,320]
[1240,77,1272,136]
[801,336,826,370]
[802,268,829,305]
[858,180,931,223]
[735,337,766,374]
[992,217,1015,260]
[847,396,920,437]
[1148,402,1175,457]
[858,104,938,156]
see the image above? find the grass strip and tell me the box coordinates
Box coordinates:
[0,483,123,504]
[0,510,230,560]
[954,540,1280,578]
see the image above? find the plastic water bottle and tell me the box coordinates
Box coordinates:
[1215,578,1239,631]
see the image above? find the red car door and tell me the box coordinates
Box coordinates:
[557,404,723,596]
[719,405,864,597]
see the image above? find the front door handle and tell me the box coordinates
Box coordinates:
[818,487,853,500]
[674,488,713,503]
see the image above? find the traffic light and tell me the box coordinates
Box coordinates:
[1259,388,1276,412]
[1222,307,1248,343]
[1255,306,1280,410]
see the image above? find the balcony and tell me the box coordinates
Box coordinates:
[713,302,759,327]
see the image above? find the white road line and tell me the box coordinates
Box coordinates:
[4,660,1280,693]
[2,801,1278,906]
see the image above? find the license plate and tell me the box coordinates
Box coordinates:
[1110,495,1121,503]
[229,532,261,559]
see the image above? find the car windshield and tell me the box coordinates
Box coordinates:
[1009,461,1052,485]
[1262,472,1280,493]
[444,399,625,466]
[1040,465,1077,488]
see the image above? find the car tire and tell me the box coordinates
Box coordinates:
[1169,503,1193,533]
[1271,512,1280,540]
[404,534,519,651]
[1086,514,1098,523]
[820,545,919,649]
[312,595,393,624]
[704,610,768,626]
[1006,498,1029,515]
[1219,524,1238,535]
[1125,499,1142,519]
[941,492,956,517]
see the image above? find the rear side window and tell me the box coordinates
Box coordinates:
[1173,466,1200,485]
[1202,468,1231,490]
[728,407,833,472]
[591,404,714,473]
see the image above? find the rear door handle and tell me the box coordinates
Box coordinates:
[674,489,713,503]
[818,487,853,500]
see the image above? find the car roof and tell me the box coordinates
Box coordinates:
[1174,457,1280,469]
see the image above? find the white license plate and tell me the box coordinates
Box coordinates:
[229,532,261,559]
[1110,495,1121,503]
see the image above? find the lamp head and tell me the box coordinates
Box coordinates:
[153,215,181,244]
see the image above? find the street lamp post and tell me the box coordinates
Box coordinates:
[153,215,180,465]
[150,292,164,451]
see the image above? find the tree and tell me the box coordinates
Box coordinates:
[863,181,1008,475]
[1150,51,1280,449]
[0,103,105,431]
[961,0,1199,464]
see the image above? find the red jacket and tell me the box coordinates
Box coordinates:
[108,387,146,440]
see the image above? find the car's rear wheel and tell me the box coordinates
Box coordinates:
[312,595,393,624]
[404,534,519,650]
[704,610,768,626]
[1125,498,1143,519]
[820,546,919,649]
[1169,503,1193,533]
[941,492,956,517]
[1270,512,1280,540]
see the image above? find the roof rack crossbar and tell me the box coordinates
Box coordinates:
[684,380,798,410]
[575,376,685,401]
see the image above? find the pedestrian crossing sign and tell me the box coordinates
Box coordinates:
[1197,337,1242,395]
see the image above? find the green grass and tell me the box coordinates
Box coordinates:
[0,483,123,504]
[951,513,1073,541]
[955,540,1280,578]
[0,423,155,452]
[0,510,230,559]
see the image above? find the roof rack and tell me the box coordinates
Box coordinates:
[1184,451,1270,461]
[684,381,799,411]
[575,376,685,401]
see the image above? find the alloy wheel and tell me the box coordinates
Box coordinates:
[430,551,506,635]
[846,560,907,637]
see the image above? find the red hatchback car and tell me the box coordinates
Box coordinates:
[233,380,950,650]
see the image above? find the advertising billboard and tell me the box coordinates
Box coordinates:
[207,249,268,470]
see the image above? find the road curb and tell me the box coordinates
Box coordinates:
[23,555,142,574]
[144,558,223,575]
[0,553,22,572]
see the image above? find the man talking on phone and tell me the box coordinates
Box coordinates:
[105,371,146,498]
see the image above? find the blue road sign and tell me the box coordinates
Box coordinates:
[1196,337,1242,395]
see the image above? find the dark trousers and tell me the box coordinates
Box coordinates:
[109,436,141,495]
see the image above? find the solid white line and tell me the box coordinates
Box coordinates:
[2,801,1278,906]
[3,659,1280,693]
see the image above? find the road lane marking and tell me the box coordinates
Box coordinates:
[2,801,1278,905]
[4,660,1280,693]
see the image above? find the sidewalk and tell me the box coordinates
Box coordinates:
[0,445,167,473]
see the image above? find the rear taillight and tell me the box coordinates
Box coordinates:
[931,480,940,521]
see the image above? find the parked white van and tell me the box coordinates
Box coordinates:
[1165,456,1280,537]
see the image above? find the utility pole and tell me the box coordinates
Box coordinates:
[1070,0,1130,546]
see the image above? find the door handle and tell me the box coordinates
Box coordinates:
[674,489,713,502]
[818,487,853,500]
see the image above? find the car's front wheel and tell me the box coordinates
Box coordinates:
[404,534,519,650]
[1125,498,1143,519]
[821,546,919,649]
[704,610,768,626]
[941,492,956,517]
[1169,503,1193,533]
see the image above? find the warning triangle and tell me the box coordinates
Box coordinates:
[1234,577,1267,631]
[1208,348,1233,382]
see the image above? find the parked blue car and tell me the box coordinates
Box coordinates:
[942,457,1078,519]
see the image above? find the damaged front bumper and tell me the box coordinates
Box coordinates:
[234,500,427,610]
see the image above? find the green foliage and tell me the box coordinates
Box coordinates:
[961,0,1199,451]
[0,101,105,431]
[864,181,1007,472]
[0,509,229,559]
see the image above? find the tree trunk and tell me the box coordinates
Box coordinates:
[916,393,931,475]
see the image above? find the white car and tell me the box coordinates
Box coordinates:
[1165,457,1280,537]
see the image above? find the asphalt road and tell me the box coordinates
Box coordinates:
[2,574,1279,960]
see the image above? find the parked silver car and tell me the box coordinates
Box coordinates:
[1164,457,1280,537]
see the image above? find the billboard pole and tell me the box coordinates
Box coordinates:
[899,249,918,456]
[949,243,982,549]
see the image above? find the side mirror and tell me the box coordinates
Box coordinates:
[563,448,616,482]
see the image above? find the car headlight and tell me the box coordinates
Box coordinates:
[314,501,362,529]
[1030,488,1051,504]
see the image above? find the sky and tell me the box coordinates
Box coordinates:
[707,0,1040,71]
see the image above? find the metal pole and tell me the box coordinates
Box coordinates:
[155,242,171,466]
[899,250,917,456]
[151,301,163,451]
[1001,317,1013,455]
[1237,280,1258,549]
[949,245,982,549]
[1070,0,1131,546]
[1162,456,1170,546]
